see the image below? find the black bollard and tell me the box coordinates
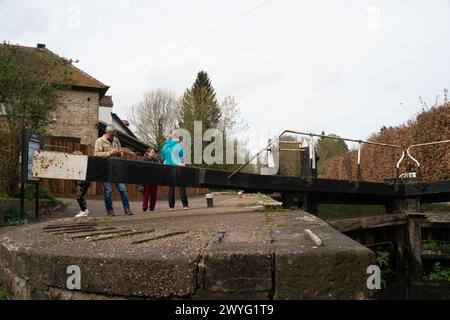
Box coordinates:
[206,193,214,208]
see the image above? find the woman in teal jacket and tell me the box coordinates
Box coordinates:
[161,133,189,210]
[161,138,184,165]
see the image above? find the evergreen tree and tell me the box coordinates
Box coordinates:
[179,71,221,134]
[179,71,222,166]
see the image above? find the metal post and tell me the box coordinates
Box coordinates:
[308,136,317,184]
[19,179,25,220]
[356,142,362,184]
[20,129,27,220]
[206,193,214,208]
[35,182,40,219]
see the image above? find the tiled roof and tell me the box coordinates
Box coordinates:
[0,43,109,96]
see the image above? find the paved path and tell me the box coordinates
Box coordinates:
[0,193,258,235]
[51,193,239,220]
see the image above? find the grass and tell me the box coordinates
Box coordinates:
[424,262,450,282]
[0,188,8,199]
[210,232,225,244]
[236,203,255,208]
[1,185,65,227]
[375,247,395,288]
[422,240,450,252]
[0,280,6,300]
[265,212,278,229]
[1,185,60,203]
[421,203,450,213]
[0,205,28,227]
[257,206,287,213]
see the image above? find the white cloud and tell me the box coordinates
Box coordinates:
[1,0,449,148]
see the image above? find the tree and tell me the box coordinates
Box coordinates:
[280,134,299,142]
[178,71,222,166]
[316,132,349,177]
[218,95,248,136]
[0,43,72,195]
[213,96,249,170]
[179,71,222,134]
[129,89,178,150]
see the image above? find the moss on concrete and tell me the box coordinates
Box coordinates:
[0,279,6,300]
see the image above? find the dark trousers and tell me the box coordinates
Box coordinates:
[76,181,91,211]
[142,185,158,211]
[168,186,188,209]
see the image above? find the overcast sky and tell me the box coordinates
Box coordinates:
[1,0,449,148]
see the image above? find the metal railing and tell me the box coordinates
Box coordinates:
[397,139,450,178]
[228,130,403,182]
[228,129,450,182]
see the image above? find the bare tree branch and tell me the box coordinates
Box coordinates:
[218,95,248,137]
[129,89,179,150]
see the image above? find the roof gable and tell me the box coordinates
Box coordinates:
[0,43,109,97]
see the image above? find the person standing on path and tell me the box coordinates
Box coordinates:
[141,147,160,212]
[161,132,189,211]
[74,180,91,218]
[94,125,133,216]
[72,151,91,218]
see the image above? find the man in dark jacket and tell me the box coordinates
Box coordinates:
[142,147,160,212]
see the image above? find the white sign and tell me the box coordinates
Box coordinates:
[32,151,88,181]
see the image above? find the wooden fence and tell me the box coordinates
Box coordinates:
[40,137,208,200]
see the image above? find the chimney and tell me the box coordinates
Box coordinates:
[37,43,46,51]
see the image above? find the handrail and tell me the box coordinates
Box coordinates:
[396,151,406,169]
[405,139,450,169]
[228,130,403,179]
[395,151,406,179]
[228,130,288,179]
[283,130,403,149]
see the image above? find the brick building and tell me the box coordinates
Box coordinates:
[1,43,206,199]
[1,43,148,153]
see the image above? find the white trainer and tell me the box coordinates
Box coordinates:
[183,207,190,210]
[75,210,89,218]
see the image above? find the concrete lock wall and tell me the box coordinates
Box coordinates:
[0,209,376,300]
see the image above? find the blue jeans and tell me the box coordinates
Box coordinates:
[103,182,130,212]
